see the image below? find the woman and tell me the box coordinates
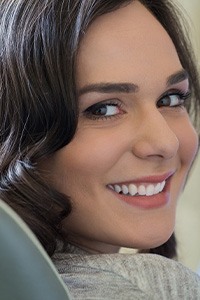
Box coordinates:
[0,0,200,298]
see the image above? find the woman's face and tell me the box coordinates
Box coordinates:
[43,1,198,252]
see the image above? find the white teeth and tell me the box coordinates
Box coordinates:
[129,184,137,196]
[108,184,114,190]
[138,185,145,196]
[154,183,161,194]
[146,184,155,196]
[122,185,129,194]
[160,181,166,192]
[114,185,122,193]
[110,180,166,196]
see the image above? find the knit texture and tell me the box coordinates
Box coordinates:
[52,244,200,299]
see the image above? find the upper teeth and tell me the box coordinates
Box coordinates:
[108,180,166,197]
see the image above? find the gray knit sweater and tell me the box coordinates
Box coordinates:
[52,244,200,299]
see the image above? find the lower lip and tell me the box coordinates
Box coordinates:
[109,179,171,209]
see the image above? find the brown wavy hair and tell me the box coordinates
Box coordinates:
[0,0,199,257]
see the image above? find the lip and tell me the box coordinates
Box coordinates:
[108,171,175,186]
[107,171,175,209]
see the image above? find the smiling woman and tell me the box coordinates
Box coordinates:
[0,0,200,298]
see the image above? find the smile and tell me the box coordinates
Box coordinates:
[107,171,174,209]
[108,180,166,197]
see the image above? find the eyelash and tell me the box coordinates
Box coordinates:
[82,89,191,121]
[83,99,124,121]
[157,89,191,109]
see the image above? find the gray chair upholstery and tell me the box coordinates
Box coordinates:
[0,200,71,300]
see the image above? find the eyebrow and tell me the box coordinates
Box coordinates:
[166,69,189,86]
[78,69,189,96]
[78,82,139,96]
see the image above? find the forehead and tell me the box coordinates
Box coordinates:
[76,1,181,89]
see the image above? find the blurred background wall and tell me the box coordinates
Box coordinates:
[175,0,200,273]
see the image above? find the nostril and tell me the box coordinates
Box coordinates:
[131,131,179,160]
[130,108,180,159]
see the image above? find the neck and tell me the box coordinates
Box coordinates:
[66,235,121,254]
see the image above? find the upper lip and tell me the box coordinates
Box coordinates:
[108,170,175,186]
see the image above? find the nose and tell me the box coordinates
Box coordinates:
[132,108,179,160]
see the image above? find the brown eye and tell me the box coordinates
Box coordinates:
[84,101,123,120]
[92,104,119,116]
[92,104,110,116]
[157,92,190,108]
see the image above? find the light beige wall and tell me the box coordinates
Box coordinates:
[175,0,200,272]
[177,0,200,53]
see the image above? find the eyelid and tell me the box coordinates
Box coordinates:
[159,88,191,100]
[156,88,192,109]
[82,98,125,121]
[83,98,123,112]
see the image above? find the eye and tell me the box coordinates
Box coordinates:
[157,91,191,108]
[83,100,124,120]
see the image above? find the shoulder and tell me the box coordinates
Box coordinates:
[52,252,200,299]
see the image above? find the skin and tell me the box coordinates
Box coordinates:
[42,1,198,253]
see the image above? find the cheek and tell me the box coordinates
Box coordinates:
[170,120,198,200]
[178,121,199,168]
[61,129,129,176]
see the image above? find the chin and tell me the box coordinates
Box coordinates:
[142,232,174,250]
[125,226,175,250]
